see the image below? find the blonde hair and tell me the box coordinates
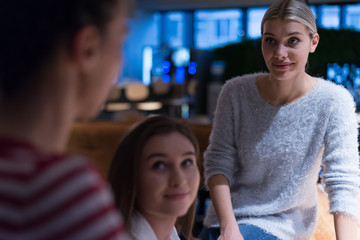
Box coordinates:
[261,0,317,37]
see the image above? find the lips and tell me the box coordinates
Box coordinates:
[272,62,293,70]
[164,192,189,200]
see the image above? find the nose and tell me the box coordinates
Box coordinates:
[274,44,287,60]
[169,166,186,187]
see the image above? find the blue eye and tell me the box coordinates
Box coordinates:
[264,37,275,45]
[182,158,194,167]
[152,161,165,170]
[289,37,299,45]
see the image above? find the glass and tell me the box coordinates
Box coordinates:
[194,9,242,49]
[319,5,340,30]
[247,8,267,39]
[344,4,360,31]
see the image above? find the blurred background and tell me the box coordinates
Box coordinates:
[100,0,360,122]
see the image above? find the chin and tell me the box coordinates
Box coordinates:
[164,203,193,217]
[271,70,295,80]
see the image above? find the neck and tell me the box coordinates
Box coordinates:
[257,72,315,106]
[0,72,78,153]
[142,213,177,240]
[0,97,75,154]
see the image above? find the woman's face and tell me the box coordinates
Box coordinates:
[261,18,319,80]
[77,1,128,119]
[137,131,200,222]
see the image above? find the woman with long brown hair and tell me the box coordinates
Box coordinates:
[108,116,200,240]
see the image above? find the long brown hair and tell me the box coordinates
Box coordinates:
[108,115,199,239]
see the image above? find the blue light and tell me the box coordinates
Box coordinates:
[335,75,343,84]
[355,77,360,87]
[172,47,190,67]
[153,66,163,75]
[327,63,360,111]
[163,61,171,68]
[162,74,171,83]
[342,63,349,78]
[188,67,197,75]
[188,61,197,75]
[327,68,336,80]
[181,104,189,119]
[320,5,340,30]
[142,46,153,85]
[163,68,170,74]
[163,61,171,74]
[176,67,185,84]
[189,61,197,68]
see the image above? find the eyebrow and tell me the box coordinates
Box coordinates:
[263,31,304,36]
[146,151,195,161]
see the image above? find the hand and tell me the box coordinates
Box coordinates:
[217,224,244,240]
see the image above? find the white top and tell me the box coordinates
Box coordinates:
[129,212,180,240]
[204,73,360,240]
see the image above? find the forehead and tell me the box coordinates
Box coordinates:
[141,132,194,156]
[263,18,309,35]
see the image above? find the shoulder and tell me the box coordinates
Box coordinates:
[314,78,357,123]
[40,154,114,208]
[40,154,105,187]
[221,72,265,94]
[224,72,264,87]
[36,154,117,218]
[48,155,128,238]
[315,78,355,107]
[130,213,158,240]
[0,153,128,239]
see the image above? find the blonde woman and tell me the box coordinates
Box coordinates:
[200,0,359,239]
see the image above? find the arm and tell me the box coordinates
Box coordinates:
[204,79,245,239]
[334,213,358,240]
[208,174,244,240]
[321,88,360,238]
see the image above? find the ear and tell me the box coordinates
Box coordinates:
[310,33,319,53]
[71,25,101,73]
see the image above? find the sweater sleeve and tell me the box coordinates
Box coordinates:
[204,79,239,188]
[322,88,360,220]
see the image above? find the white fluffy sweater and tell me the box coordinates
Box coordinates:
[203,73,360,240]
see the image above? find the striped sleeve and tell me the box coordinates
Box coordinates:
[0,153,130,240]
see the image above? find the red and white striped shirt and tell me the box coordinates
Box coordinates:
[0,138,130,240]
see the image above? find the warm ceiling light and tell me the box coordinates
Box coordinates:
[106,103,132,111]
[136,101,163,111]
[125,84,149,101]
